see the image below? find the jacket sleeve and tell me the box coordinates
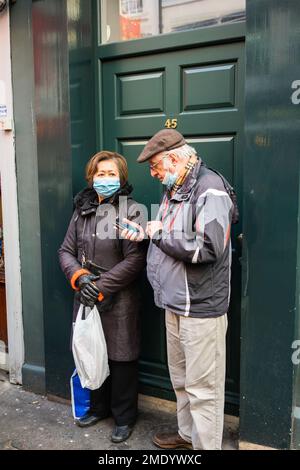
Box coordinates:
[58,210,84,285]
[95,240,147,297]
[95,203,147,297]
[152,189,233,264]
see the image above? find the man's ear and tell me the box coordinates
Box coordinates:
[169,153,179,166]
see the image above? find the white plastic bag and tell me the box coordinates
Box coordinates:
[72,304,109,390]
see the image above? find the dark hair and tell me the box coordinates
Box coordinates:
[85,151,128,187]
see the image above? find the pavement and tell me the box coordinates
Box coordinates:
[0,369,238,451]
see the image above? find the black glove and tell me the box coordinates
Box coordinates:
[76,273,99,290]
[79,291,95,308]
[80,282,100,308]
[79,294,96,308]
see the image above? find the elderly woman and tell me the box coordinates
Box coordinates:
[58,151,146,443]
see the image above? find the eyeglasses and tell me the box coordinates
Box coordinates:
[149,156,165,171]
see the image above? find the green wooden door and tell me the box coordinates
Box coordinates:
[100,28,244,412]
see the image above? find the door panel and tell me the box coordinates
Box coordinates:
[102,40,244,409]
[119,141,163,207]
[182,63,236,110]
[117,72,165,115]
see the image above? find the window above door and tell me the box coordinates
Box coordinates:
[100,0,245,44]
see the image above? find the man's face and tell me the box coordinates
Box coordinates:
[148,152,172,181]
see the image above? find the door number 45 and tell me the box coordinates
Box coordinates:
[164,118,178,129]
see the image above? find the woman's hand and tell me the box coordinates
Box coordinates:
[119,218,145,242]
[80,281,100,308]
[77,273,99,289]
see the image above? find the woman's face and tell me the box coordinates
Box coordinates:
[93,160,120,181]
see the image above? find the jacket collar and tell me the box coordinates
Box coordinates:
[74,182,133,216]
[168,157,202,202]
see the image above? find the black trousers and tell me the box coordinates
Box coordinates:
[90,360,138,426]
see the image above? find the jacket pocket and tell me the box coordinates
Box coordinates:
[186,263,214,305]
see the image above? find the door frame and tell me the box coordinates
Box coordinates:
[0,5,24,383]
[97,22,246,60]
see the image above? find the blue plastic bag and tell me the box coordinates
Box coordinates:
[70,369,90,419]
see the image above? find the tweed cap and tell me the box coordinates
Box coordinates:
[137,129,186,163]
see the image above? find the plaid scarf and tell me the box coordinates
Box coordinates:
[171,154,198,195]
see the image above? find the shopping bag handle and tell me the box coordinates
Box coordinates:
[81,306,86,320]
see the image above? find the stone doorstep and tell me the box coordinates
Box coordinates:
[48,391,239,434]
[46,393,177,412]
[138,394,239,430]
[48,391,238,426]
[239,441,276,451]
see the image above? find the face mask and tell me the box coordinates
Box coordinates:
[162,157,178,189]
[93,177,120,198]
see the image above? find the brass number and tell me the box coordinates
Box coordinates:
[165,118,178,129]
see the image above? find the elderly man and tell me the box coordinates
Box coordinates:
[121,129,234,450]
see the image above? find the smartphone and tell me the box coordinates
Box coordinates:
[114,220,138,233]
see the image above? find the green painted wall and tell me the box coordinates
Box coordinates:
[31,0,74,398]
[10,0,74,396]
[240,0,300,449]
[10,0,46,393]
[293,173,300,449]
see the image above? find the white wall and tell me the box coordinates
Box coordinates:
[0,4,24,383]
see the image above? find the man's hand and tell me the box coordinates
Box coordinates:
[146,221,163,240]
[119,218,145,242]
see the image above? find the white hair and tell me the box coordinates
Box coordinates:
[164,143,196,161]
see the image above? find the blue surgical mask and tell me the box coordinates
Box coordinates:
[93,177,120,198]
[162,171,178,189]
[162,156,178,189]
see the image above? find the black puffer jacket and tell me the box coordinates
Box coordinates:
[58,183,147,361]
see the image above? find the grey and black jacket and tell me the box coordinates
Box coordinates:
[147,158,233,318]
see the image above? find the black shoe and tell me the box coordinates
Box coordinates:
[111,424,134,443]
[75,413,109,428]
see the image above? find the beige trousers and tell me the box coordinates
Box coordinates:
[165,310,228,450]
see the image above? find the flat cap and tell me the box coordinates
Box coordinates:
[137,129,186,163]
